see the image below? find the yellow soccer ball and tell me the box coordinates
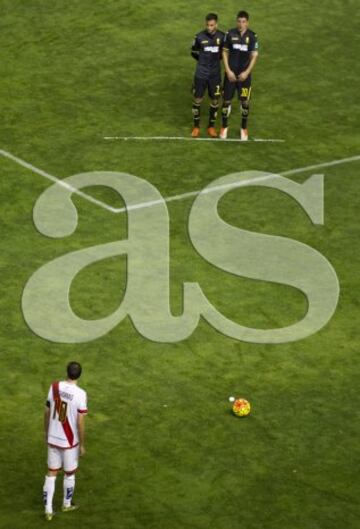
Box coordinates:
[232,398,251,417]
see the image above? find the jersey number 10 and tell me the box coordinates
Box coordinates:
[53,398,68,423]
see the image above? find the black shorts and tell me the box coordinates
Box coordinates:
[193,75,222,100]
[223,74,252,102]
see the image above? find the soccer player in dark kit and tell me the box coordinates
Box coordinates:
[220,11,259,140]
[190,13,225,138]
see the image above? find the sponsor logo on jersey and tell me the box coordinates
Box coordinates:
[201,40,209,44]
[233,44,249,51]
[204,46,220,53]
[231,37,239,41]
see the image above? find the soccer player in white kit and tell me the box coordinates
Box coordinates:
[43,362,88,521]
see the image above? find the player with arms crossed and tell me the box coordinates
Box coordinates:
[221,10,259,140]
[43,361,88,521]
[191,13,225,138]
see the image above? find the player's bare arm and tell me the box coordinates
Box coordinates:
[222,48,237,82]
[44,406,50,443]
[238,51,258,81]
[77,413,86,456]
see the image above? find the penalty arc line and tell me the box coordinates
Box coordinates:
[1,148,360,214]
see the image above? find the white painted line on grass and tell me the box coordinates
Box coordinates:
[103,135,285,143]
[0,149,118,213]
[281,155,360,176]
[114,174,275,213]
[1,148,359,215]
[111,154,360,213]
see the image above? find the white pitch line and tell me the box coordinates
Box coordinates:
[0,149,118,213]
[104,135,285,143]
[114,174,275,213]
[1,148,359,215]
[112,154,360,213]
[281,155,360,176]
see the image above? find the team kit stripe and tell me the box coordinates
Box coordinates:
[48,466,78,473]
[48,443,79,450]
[52,381,75,447]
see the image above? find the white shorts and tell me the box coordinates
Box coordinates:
[47,445,79,473]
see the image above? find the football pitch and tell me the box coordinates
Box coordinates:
[1,1,360,528]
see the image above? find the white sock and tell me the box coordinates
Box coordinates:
[63,474,75,507]
[43,475,56,514]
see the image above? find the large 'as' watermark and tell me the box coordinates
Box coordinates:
[22,170,339,344]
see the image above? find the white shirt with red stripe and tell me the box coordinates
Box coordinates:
[46,380,88,449]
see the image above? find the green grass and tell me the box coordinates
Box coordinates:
[1,1,360,528]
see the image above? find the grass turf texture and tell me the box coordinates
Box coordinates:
[1,0,360,528]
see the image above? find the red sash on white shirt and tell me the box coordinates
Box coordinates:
[52,381,75,447]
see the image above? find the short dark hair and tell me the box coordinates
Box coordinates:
[206,13,218,22]
[67,361,82,380]
[237,10,249,20]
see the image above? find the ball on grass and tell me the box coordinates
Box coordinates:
[232,398,251,417]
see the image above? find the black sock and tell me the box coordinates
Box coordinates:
[208,104,219,128]
[241,101,250,129]
[192,103,201,127]
[222,104,230,128]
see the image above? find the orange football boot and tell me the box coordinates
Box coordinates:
[191,127,200,138]
[207,127,218,138]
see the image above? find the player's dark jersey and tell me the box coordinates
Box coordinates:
[191,29,225,79]
[223,28,259,74]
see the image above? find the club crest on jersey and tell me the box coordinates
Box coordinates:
[216,38,220,45]
[246,36,250,44]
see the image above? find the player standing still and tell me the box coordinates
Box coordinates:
[221,11,259,140]
[43,362,88,521]
[191,13,225,138]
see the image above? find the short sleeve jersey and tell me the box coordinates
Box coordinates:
[223,28,259,74]
[192,29,225,79]
[46,380,88,449]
